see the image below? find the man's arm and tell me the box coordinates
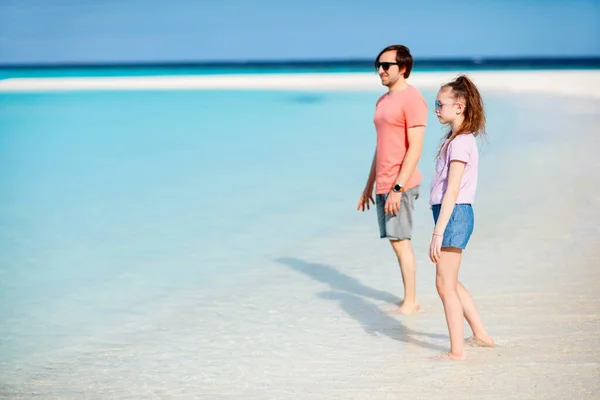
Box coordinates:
[365,149,377,189]
[357,149,377,211]
[394,126,425,188]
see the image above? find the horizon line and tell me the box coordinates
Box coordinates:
[1,56,600,69]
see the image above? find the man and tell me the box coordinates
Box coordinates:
[357,44,428,315]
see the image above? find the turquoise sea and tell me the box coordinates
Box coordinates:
[0,66,572,387]
[2,57,599,79]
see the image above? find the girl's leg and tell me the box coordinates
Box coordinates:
[457,282,495,347]
[435,247,466,359]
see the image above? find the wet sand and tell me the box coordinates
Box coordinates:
[1,73,599,399]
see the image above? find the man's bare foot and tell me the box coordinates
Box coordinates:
[428,352,466,361]
[383,302,422,315]
[466,335,495,348]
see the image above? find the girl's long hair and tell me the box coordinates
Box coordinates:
[437,74,487,158]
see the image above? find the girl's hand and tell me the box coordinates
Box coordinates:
[429,233,443,264]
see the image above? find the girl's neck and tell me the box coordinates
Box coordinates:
[450,117,464,135]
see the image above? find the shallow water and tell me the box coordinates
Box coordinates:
[1,86,599,398]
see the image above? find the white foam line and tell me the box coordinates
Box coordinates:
[1,70,599,97]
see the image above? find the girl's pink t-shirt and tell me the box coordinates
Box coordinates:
[429,133,479,205]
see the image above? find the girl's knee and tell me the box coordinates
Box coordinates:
[436,277,457,300]
[436,284,445,300]
[435,276,443,296]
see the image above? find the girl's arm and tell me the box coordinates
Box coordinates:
[433,160,466,235]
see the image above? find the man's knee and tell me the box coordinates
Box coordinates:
[389,238,412,255]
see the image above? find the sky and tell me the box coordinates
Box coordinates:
[0,0,599,65]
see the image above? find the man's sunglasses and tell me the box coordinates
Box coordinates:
[374,62,399,71]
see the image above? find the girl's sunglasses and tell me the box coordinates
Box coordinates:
[374,62,399,72]
[435,100,463,110]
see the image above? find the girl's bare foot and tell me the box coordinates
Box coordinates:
[428,352,466,361]
[383,303,422,315]
[466,335,495,347]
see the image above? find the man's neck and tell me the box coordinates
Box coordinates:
[388,79,409,94]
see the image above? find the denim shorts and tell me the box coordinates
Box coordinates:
[431,204,474,249]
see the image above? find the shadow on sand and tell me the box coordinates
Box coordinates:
[275,257,447,352]
[275,257,401,304]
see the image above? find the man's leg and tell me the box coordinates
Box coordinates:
[389,239,419,314]
[385,186,420,314]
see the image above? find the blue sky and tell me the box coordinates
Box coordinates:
[0,0,599,64]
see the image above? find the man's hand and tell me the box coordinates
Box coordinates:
[357,186,375,212]
[384,191,402,216]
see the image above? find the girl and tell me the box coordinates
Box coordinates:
[429,75,494,360]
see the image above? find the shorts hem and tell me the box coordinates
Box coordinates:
[381,235,412,240]
[441,244,466,250]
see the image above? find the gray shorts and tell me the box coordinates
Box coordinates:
[376,185,420,240]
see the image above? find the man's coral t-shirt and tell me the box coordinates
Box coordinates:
[373,85,428,194]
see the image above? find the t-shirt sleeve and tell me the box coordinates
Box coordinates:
[448,135,472,163]
[404,93,428,128]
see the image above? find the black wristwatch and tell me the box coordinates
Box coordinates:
[392,184,405,193]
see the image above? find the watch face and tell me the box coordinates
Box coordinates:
[394,184,401,192]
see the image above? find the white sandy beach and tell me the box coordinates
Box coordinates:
[1,70,600,98]
[1,71,599,399]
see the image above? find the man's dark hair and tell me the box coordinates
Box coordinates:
[375,45,413,79]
